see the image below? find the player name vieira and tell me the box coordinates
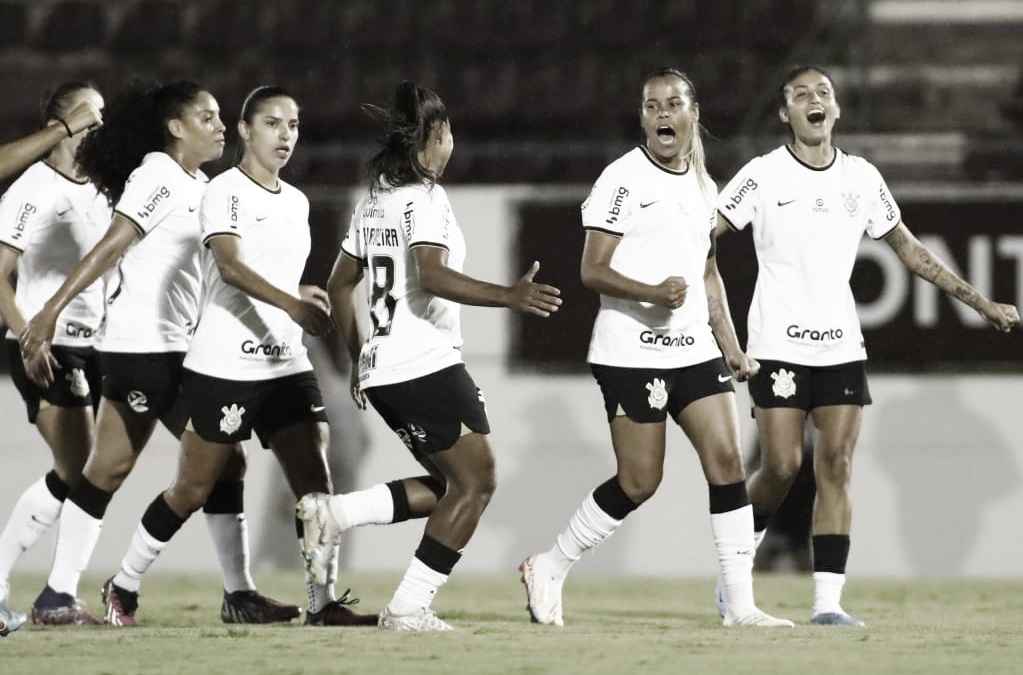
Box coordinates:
[361,225,400,247]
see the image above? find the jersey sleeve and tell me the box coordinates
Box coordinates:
[407,187,450,250]
[340,206,364,262]
[199,179,243,246]
[716,158,761,231]
[863,163,901,239]
[113,161,180,237]
[0,169,55,252]
[580,165,634,237]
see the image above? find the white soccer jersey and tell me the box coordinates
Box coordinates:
[184,168,313,381]
[100,152,207,353]
[718,145,901,366]
[0,162,110,347]
[341,181,465,389]
[582,146,722,369]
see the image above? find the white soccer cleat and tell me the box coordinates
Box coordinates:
[0,601,27,637]
[811,610,865,627]
[378,606,454,632]
[723,607,795,628]
[518,554,564,627]
[295,492,341,586]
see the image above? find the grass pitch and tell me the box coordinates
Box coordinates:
[2,573,1021,675]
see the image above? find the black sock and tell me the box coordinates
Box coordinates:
[708,480,750,514]
[753,505,773,533]
[812,534,851,574]
[387,480,413,524]
[414,534,461,576]
[202,480,244,514]
[68,477,114,520]
[141,495,187,543]
[44,470,70,502]
[592,476,640,520]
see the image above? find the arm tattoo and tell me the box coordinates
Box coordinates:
[897,234,985,310]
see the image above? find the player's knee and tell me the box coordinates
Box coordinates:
[617,471,661,504]
[762,451,802,485]
[168,480,215,515]
[707,445,744,483]
[816,448,853,487]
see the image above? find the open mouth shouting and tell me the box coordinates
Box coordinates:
[806,109,826,126]
[656,125,677,144]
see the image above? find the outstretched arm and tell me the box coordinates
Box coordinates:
[704,251,758,381]
[415,246,561,317]
[884,222,1020,331]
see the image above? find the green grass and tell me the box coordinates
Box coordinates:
[3,573,1021,675]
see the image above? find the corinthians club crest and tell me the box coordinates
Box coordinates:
[842,191,860,217]
[770,369,797,399]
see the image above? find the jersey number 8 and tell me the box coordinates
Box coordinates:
[369,255,397,337]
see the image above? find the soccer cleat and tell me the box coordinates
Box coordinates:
[30,585,102,626]
[723,608,795,627]
[811,611,865,627]
[0,601,27,637]
[100,577,138,627]
[221,590,301,624]
[305,589,377,627]
[378,606,453,632]
[296,492,341,586]
[518,554,564,627]
[714,576,726,619]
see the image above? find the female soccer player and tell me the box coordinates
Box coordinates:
[520,68,792,628]
[715,65,1020,626]
[0,96,102,184]
[301,80,562,632]
[98,86,374,627]
[18,81,296,626]
[0,83,107,638]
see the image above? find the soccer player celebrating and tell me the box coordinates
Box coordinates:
[0,95,102,185]
[98,85,375,627]
[301,80,562,632]
[715,65,1020,626]
[0,83,107,638]
[18,81,296,626]
[519,68,792,628]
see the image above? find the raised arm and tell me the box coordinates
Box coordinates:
[580,229,686,308]
[207,234,332,336]
[414,246,561,317]
[884,222,1020,331]
[326,251,367,408]
[0,101,103,181]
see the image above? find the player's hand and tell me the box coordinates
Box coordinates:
[506,261,562,318]
[651,276,687,309]
[23,342,60,388]
[349,367,366,410]
[62,100,103,135]
[19,309,58,366]
[724,350,759,382]
[981,301,1020,332]
[299,285,331,315]
[287,297,334,336]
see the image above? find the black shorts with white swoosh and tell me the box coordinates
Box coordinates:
[181,369,327,448]
[748,359,871,413]
[590,357,735,424]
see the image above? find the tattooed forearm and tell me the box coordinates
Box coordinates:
[704,263,742,354]
[887,225,986,311]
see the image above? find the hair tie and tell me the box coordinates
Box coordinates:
[56,117,73,137]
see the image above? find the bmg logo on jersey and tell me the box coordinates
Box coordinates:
[605,186,629,226]
[230,195,240,224]
[11,202,36,240]
[640,329,695,349]
[403,201,415,240]
[241,339,293,359]
[786,324,844,342]
[137,185,172,220]
[878,185,897,222]
[724,178,757,211]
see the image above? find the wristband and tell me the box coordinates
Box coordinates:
[56,117,73,137]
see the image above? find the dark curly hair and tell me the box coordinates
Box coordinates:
[76,79,204,205]
[40,81,97,127]
[363,81,448,194]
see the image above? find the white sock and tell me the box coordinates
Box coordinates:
[545,492,624,578]
[303,543,337,614]
[205,513,256,593]
[812,571,846,615]
[113,524,168,593]
[328,483,393,531]
[0,476,64,594]
[711,505,757,617]
[387,556,449,616]
[47,500,104,596]
[753,529,767,550]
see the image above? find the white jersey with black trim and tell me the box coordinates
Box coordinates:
[341,181,465,389]
[184,168,313,381]
[0,162,110,347]
[101,152,207,353]
[581,146,721,369]
[717,145,901,366]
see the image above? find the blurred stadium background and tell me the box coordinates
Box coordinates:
[1,0,1021,581]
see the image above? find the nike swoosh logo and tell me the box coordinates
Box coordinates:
[310,405,326,413]
[188,206,197,212]
[777,200,796,207]
[640,201,658,208]
[718,374,732,383]
[255,217,267,222]
[57,208,71,217]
